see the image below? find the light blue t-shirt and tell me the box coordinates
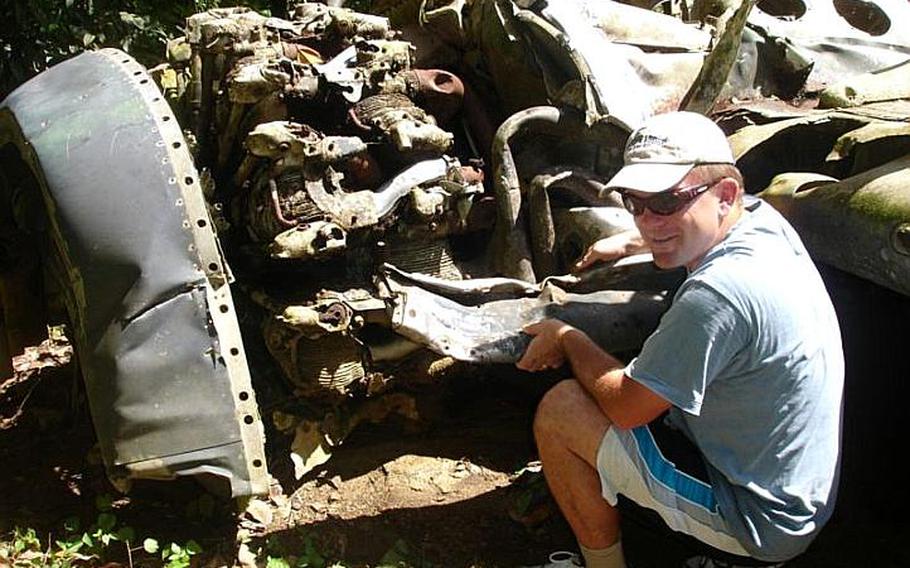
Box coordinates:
[625,197,844,562]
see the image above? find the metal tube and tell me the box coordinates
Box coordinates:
[490,105,567,282]
[527,169,613,278]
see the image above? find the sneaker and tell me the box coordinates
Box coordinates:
[683,555,784,567]
[524,550,583,567]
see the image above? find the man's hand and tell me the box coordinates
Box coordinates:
[573,229,646,272]
[516,319,574,372]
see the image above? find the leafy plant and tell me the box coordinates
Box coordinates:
[262,530,346,568]
[0,527,45,567]
[159,539,203,568]
[0,497,207,567]
[0,0,278,99]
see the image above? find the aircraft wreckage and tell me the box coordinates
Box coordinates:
[1,0,908,496]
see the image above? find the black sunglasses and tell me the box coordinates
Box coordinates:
[619,181,716,217]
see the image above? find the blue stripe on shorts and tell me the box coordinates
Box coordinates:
[631,425,718,513]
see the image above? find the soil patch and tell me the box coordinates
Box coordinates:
[2,265,910,567]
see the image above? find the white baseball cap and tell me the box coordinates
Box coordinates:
[605,111,735,194]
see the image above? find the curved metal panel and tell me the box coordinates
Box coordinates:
[0,49,268,497]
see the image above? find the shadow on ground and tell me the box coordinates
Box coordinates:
[2,264,909,567]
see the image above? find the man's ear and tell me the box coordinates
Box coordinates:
[716,178,739,215]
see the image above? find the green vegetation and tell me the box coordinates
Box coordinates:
[0,494,203,567]
[0,0,277,99]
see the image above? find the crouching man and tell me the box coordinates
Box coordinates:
[518,111,844,567]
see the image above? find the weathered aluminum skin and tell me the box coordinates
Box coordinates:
[0,49,268,497]
[746,0,910,91]
[381,261,678,364]
[721,102,910,297]
[759,164,910,297]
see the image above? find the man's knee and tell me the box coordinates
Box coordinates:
[535,380,582,433]
[534,379,608,449]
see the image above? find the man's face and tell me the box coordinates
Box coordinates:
[626,174,730,270]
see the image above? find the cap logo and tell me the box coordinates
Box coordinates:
[604,111,735,193]
[626,132,687,163]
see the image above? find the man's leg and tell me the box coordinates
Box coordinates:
[534,379,625,567]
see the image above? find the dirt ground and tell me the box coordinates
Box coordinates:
[2,264,909,567]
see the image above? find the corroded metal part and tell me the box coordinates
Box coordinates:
[527,169,633,279]
[531,0,713,126]
[269,221,347,260]
[420,0,469,47]
[244,155,459,244]
[355,40,414,76]
[681,0,757,114]
[352,93,453,154]
[456,0,711,129]
[491,106,587,282]
[819,59,910,109]
[381,265,672,364]
[0,49,268,497]
[724,101,910,296]
[264,317,365,398]
[745,0,910,90]
[227,57,320,104]
[409,69,465,125]
[293,2,393,40]
[724,102,910,191]
[186,8,269,49]
[383,238,465,281]
[246,121,367,172]
[278,301,353,338]
[260,290,391,399]
[552,206,635,272]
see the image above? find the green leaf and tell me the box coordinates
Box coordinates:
[267,557,292,568]
[143,538,160,554]
[186,540,202,554]
[55,539,77,553]
[82,32,95,46]
[96,513,117,532]
[62,517,80,534]
[115,526,135,542]
[119,11,148,30]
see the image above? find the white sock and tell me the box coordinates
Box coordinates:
[580,541,626,568]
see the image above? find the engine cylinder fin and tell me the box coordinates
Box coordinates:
[275,170,324,223]
[291,333,365,395]
[385,238,463,280]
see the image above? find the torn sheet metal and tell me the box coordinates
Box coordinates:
[516,0,713,129]
[745,0,910,92]
[441,0,910,131]
[681,0,757,114]
[0,49,268,497]
[380,264,673,364]
[722,102,910,190]
[719,102,910,296]
[819,58,910,109]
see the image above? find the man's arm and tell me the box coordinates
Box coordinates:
[517,320,670,429]
[573,229,648,272]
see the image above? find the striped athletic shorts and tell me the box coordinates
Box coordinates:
[596,417,751,557]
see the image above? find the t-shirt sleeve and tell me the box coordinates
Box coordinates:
[624,281,747,415]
